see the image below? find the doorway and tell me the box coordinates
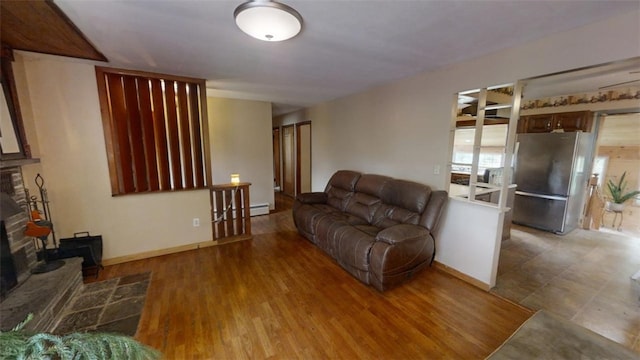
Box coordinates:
[492,58,640,351]
[282,125,295,197]
[272,127,281,191]
[275,122,312,199]
[593,112,640,238]
[296,122,311,194]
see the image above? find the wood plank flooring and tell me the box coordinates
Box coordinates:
[92,210,533,359]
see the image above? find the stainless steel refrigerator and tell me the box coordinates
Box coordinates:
[512,132,593,234]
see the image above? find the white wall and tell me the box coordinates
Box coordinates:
[207,97,274,210]
[13,53,274,261]
[307,10,640,287]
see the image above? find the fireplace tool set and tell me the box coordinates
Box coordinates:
[24,174,64,273]
[22,174,104,277]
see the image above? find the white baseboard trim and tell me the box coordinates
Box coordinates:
[250,203,270,216]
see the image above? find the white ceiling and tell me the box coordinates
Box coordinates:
[55,0,639,115]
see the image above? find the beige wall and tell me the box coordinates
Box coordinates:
[13,54,274,261]
[307,10,640,286]
[207,97,274,210]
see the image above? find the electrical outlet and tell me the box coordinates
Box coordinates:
[433,165,440,175]
[193,218,200,227]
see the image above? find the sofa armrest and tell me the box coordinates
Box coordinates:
[370,224,435,291]
[296,192,328,205]
[376,224,430,245]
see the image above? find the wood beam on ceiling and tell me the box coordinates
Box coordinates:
[0,0,107,62]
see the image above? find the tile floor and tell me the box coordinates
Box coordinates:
[492,224,640,352]
[54,272,151,336]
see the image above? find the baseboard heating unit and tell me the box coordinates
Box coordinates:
[250,203,270,216]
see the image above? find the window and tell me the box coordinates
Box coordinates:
[95,67,210,195]
[1,46,30,160]
[448,83,522,208]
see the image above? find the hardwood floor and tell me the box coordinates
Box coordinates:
[92,210,532,359]
[272,191,294,213]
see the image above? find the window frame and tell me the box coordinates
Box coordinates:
[1,46,31,160]
[95,66,211,196]
[447,82,523,210]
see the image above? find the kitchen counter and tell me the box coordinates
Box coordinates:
[448,183,517,240]
[449,183,501,198]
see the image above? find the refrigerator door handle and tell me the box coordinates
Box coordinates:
[515,191,567,201]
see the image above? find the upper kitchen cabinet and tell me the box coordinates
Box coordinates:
[518,110,593,133]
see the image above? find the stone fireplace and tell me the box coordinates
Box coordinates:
[1,165,85,332]
[1,166,38,297]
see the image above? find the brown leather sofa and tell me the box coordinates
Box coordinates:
[293,170,448,291]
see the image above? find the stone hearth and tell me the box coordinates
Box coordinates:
[0,257,83,332]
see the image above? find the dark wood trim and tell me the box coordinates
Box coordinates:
[137,77,160,191]
[95,68,119,194]
[150,79,170,190]
[272,127,281,190]
[164,81,182,189]
[106,73,135,193]
[199,84,212,187]
[95,66,203,84]
[189,84,205,188]
[123,76,147,191]
[282,124,295,197]
[295,121,311,195]
[0,0,107,62]
[177,82,193,188]
[456,118,509,128]
[95,66,209,195]
[0,45,30,160]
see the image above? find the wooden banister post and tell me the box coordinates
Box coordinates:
[209,183,252,244]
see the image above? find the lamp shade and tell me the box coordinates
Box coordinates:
[230,174,241,184]
[234,1,303,42]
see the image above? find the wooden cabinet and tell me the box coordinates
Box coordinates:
[520,114,555,133]
[553,111,593,132]
[517,111,593,133]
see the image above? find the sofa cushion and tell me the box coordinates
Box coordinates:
[331,225,377,271]
[352,224,382,238]
[314,215,353,256]
[372,205,420,228]
[293,203,341,242]
[370,179,431,228]
[381,179,431,214]
[345,192,381,223]
[323,170,361,211]
[344,174,389,223]
[324,170,361,192]
[327,186,354,211]
[355,174,391,196]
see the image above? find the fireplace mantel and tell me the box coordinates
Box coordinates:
[0,158,40,169]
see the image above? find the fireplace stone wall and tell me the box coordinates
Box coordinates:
[1,167,38,285]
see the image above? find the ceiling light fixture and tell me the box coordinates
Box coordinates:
[234,0,303,42]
